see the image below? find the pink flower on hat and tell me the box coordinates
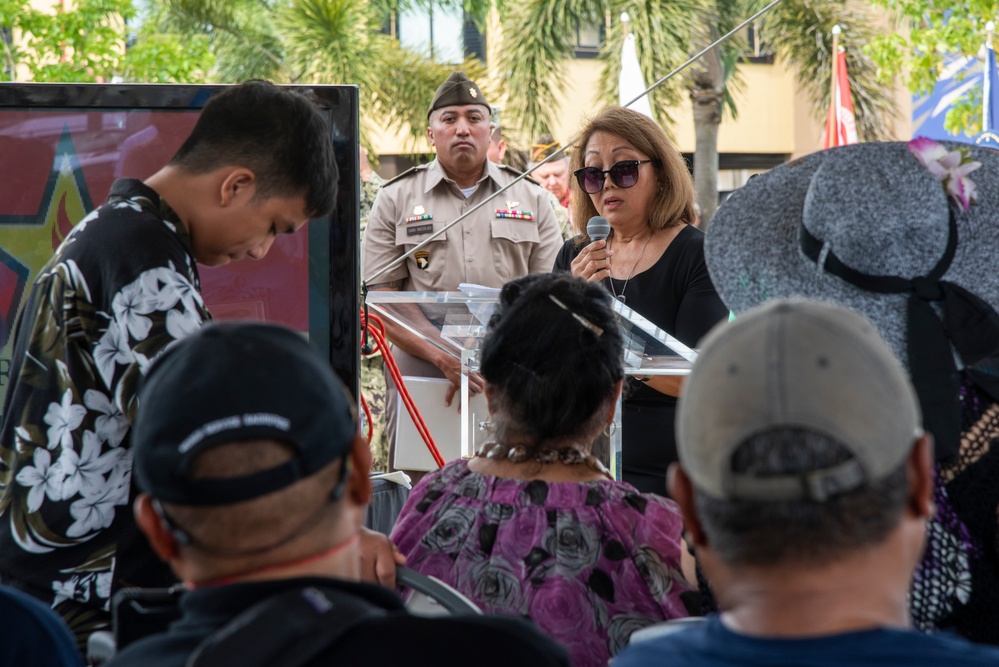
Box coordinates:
[908,136,982,211]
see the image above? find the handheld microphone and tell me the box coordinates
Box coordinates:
[586,216,611,242]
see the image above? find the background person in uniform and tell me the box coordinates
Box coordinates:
[106,321,571,667]
[529,134,573,240]
[361,70,562,473]
[0,80,338,649]
[529,135,572,211]
[615,299,999,667]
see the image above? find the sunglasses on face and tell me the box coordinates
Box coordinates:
[573,160,653,194]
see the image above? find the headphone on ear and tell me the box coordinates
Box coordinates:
[150,452,352,553]
[328,453,351,503]
[152,498,193,546]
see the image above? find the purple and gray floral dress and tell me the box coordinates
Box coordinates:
[391,459,690,667]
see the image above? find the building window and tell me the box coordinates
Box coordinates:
[574,20,603,59]
[398,4,465,65]
[744,22,775,64]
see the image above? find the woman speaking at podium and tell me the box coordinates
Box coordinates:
[553,106,727,496]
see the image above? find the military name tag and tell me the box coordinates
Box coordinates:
[407,223,434,236]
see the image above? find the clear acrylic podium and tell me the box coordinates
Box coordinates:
[367,288,698,478]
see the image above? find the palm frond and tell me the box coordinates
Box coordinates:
[496,0,602,142]
[758,0,898,141]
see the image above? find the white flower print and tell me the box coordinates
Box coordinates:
[96,571,113,602]
[43,389,86,450]
[166,307,202,340]
[141,264,203,316]
[58,431,124,501]
[66,473,129,538]
[94,321,135,389]
[16,448,66,513]
[52,575,82,606]
[84,390,128,447]
[111,280,157,341]
[111,199,143,213]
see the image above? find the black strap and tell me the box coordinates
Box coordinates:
[186,586,384,667]
[800,214,999,460]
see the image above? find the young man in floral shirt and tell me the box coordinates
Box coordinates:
[0,80,338,649]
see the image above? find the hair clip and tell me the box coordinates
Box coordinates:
[548,294,604,337]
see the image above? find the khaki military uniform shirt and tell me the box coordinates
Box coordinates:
[362,159,563,290]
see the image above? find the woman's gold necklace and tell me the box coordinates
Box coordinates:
[608,233,653,304]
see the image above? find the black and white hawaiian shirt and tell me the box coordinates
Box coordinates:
[0,179,210,640]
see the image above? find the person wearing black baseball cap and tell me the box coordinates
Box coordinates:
[615,300,999,667]
[108,321,569,667]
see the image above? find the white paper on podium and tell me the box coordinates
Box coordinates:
[393,376,490,471]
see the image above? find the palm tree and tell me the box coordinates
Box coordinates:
[148,0,492,149]
[495,0,898,228]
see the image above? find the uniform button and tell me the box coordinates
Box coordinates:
[513,234,520,240]
[466,257,473,263]
[465,229,471,235]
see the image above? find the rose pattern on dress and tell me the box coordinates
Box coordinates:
[422,505,477,554]
[543,518,601,576]
[392,459,690,667]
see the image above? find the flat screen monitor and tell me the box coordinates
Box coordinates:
[0,83,360,411]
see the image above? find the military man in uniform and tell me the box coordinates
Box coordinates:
[361,70,562,472]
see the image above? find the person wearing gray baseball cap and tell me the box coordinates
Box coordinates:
[615,299,999,667]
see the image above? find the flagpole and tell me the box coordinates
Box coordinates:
[826,25,841,147]
[987,22,995,134]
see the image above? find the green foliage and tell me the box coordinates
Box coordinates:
[866,0,998,135]
[759,0,897,141]
[496,0,896,143]
[153,0,473,148]
[0,0,212,83]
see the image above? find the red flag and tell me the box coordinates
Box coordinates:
[824,50,858,148]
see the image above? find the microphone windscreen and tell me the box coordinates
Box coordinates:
[586,216,611,242]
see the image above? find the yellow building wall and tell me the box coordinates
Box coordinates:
[371,48,913,162]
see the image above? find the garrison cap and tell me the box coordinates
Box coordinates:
[428,71,489,117]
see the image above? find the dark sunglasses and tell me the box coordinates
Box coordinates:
[574,160,653,194]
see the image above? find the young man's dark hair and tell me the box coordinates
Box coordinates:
[171,81,337,218]
[615,299,999,667]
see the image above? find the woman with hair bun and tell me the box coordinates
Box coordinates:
[555,105,728,495]
[391,273,692,667]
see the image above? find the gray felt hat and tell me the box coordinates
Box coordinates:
[707,140,999,370]
[706,140,999,460]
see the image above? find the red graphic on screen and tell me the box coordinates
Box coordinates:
[0,249,29,348]
[52,193,76,250]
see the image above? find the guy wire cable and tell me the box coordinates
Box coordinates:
[361,0,782,289]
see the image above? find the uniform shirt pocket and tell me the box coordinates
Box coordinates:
[489,219,541,244]
[489,219,539,282]
[395,221,447,280]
